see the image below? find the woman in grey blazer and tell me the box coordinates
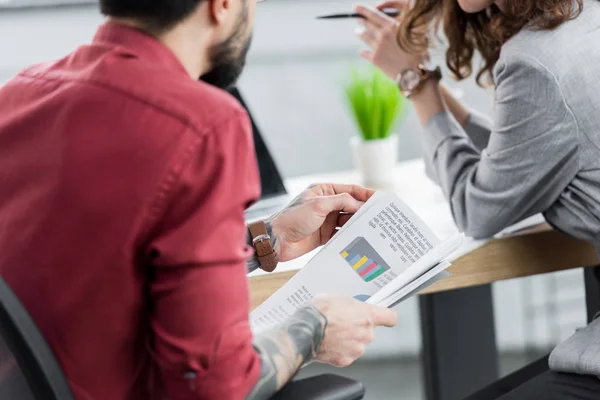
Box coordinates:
[355,0,600,399]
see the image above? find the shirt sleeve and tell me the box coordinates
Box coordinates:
[145,109,262,400]
[422,52,579,238]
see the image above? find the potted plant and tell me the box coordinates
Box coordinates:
[343,64,408,188]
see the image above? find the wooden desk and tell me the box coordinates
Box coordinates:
[250,227,597,309]
[248,159,599,400]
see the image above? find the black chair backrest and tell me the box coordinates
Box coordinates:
[0,277,74,400]
[227,87,287,198]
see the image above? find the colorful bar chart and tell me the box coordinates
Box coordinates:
[340,237,390,282]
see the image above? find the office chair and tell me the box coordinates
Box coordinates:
[271,373,365,400]
[0,277,74,400]
[0,276,363,400]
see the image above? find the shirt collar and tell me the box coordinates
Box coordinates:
[93,22,190,78]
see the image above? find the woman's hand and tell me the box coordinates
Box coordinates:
[354,1,427,80]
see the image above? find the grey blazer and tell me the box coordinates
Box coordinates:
[422,0,600,376]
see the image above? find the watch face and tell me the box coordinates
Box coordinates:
[399,69,420,91]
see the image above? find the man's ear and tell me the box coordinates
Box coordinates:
[208,0,231,24]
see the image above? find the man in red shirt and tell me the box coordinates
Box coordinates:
[0,0,398,399]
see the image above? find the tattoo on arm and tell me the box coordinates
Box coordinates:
[245,305,327,400]
[246,219,277,274]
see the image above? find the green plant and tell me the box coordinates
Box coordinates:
[343,64,408,141]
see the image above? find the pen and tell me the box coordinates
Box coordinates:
[316,8,400,20]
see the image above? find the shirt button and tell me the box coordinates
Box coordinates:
[184,372,197,380]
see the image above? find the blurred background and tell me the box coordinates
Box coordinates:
[0,0,589,398]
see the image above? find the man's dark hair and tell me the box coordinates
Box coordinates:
[100,0,205,32]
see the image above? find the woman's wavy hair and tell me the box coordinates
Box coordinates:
[398,0,583,86]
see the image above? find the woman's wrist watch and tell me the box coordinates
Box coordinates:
[396,64,442,98]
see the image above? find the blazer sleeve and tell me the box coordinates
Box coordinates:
[422,52,579,238]
[464,108,493,152]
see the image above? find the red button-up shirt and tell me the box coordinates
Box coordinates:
[0,22,262,400]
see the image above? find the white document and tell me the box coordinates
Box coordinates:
[250,191,463,334]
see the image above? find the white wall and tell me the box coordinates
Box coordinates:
[0,1,589,359]
[0,1,493,177]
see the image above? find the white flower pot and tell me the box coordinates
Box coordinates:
[350,134,398,189]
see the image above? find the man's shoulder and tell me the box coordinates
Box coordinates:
[111,75,251,145]
[14,52,249,141]
[155,79,249,137]
[94,66,250,140]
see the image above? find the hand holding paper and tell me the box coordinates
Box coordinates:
[251,190,462,334]
[312,294,398,367]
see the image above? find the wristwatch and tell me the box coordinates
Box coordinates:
[248,220,278,272]
[396,64,442,98]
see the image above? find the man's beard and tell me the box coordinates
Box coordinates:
[199,7,252,89]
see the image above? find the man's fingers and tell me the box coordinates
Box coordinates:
[337,213,353,228]
[315,194,363,215]
[306,183,375,202]
[329,228,340,240]
[328,213,354,240]
[326,183,376,202]
[320,212,340,245]
[370,306,399,327]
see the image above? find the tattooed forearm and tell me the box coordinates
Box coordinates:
[245,305,327,400]
[246,219,277,274]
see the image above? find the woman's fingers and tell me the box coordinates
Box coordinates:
[354,4,395,27]
[357,17,381,36]
[355,25,379,49]
[359,49,374,63]
[376,0,410,11]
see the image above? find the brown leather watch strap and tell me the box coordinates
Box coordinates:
[248,220,278,272]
